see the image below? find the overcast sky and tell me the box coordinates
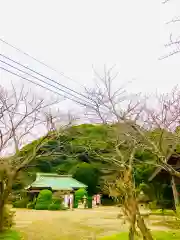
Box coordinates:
[0,0,180,105]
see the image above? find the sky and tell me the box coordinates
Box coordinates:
[0,0,179,95]
[0,1,180,114]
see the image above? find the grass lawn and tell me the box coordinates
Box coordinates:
[100,231,180,240]
[150,209,175,216]
[0,230,20,240]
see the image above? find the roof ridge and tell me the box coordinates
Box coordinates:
[36,172,72,178]
[26,173,87,190]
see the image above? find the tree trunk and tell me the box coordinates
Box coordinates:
[171,176,179,208]
[128,217,136,240]
[129,227,135,240]
[137,214,153,240]
[0,182,5,232]
[128,206,136,240]
[0,176,12,232]
[0,200,4,232]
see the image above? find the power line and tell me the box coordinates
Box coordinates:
[0,37,84,87]
[0,66,94,109]
[0,39,104,114]
[0,53,89,102]
[0,57,93,107]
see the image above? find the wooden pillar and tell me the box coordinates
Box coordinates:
[171,176,179,208]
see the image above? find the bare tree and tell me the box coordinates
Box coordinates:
[43,109,79,132]
[86,68,180,178]
[84,67,180,238]
[0,85,60,154]
[160,0,180,58]
[0,84,60,232]
[84,67,154,239]
[85,66,142,124]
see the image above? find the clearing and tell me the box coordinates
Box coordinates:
[14,207,176,240]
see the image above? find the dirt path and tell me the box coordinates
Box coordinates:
[14,207,170,240]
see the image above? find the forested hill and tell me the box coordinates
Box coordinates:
[14,124,157,195]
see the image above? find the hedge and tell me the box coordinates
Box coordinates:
[12,198,29,208]
[48,203,60,210]
[35,190,52,210]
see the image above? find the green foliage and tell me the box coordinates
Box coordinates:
[101,196,115,206]
[75,188,87,200]
[27,202,34,209]
[35,190,52,210]
[100,231,180,240]
[1,206,15,231]
[48,203,60,210]
[73,163,100,195]
[48,195,61,211]
[37,159,52,172]
[150,209,174,216]
[0,230,20,240]
[16,123,175,205]
[87,196,92,208]
[74,188,87,208]
[149,201,158,210]
[12,198,29,208]
[12,182,24,191]
[73,199,78,208]
[27,198,36,209]
[157,199,173,209]
[16,124,124,196]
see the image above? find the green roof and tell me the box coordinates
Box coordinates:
[26,173,87,191]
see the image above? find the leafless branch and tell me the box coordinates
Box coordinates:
[162,0,171,4]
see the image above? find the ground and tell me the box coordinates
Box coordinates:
[13,207,178,240]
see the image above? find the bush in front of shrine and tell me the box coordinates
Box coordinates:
[27,198,36,209]
[74,188,87,208]
[35,189,52,210]
[48,196,61,210]
[12,198,29,208]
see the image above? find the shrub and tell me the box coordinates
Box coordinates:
[52,196,61,205]
[2,205,15,230]
[73,199,78,208]
[52,191,63,201]
[0,230,20,240]
[12,182,24,191]
[149,201,158,210]
[27,197,36,209]
[87,196,92,208]
[101,197,115,206]
[48,203,60,210]
[74,188,87,205]
[35,190,52,210]
[74,188,87,208]
[48,196,61,211]
[157,200,172,210]
[8,194,17,203]
[12,198,29,208]
[59,204,68,210]
[75,188,87,200]
[27,200,36,209]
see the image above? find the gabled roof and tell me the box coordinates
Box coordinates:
[149,154,180,181]
[26,173,87,191]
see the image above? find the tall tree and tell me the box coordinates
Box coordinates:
[84,66,180,239]
[0,84,58,232]
[160,0,180,58]
[85,66,153,240]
